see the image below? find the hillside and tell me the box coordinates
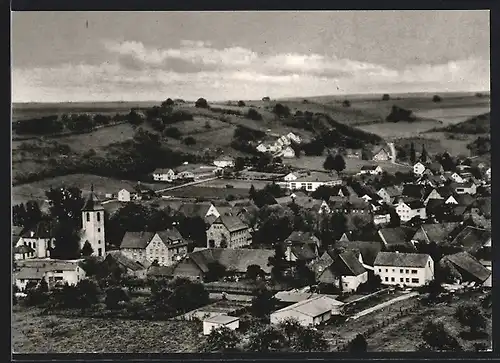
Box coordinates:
[430,112,490,134]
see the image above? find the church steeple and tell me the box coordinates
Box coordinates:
[82,184,103,211]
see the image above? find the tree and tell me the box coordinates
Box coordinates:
[278,318,303,345]
[234,157,246,171]
[246,264,264,281]
[203,326,241,352]
[454,304,487,336]
[410,142,416,164]
[237,100,246,107]
[161,98,174,108]
[432,95,442,102]
[105,287,129,310]
[323,154,336,170]
[347,334,367,352]
[251,287,277,318]
[204,261,227,282]
[333,154,346,173]
[273,103,291,118]
[249,184,257,200]
[267,243,288,281]
[195,98,209,108]
[388,208,400,227]
[421,321,462,351]
[183,136,196,146]
[382,94,390,101]
[292,326,328,352]
[420,144,428,163]
[247,325,285,352]
[128,109,144,125]
[81,241,94,257]
[342,100,351,107]
[246,108,263,120]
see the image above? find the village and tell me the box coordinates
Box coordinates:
[12,133,492,353]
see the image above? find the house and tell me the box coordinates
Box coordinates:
[410,222,461,246]
[213,155,235,168]
[423,188,443,206]
[447,172,465,184]
[206,215,251,248]
[287,132,302,144]
[358,165,383,175]
[413,162,426,176]
[449,226,491,254]
[314,250,368,292]
[177,202,220,220]
[119,228,188,266]
[453,182,477,195]
[203,315,240,335]
[14,245,36,260]
[394,199,427,222]
[15,220,56,259]
[256,143,269,153]
[374,252,434,287]
[283,172,299,181]
[335,240,384,269]
[175,164,219,181]
[444,195,459,205]
[278,172,342,192]
[80,188,107,257]
[373,212,391,225]
[103,250,148,279]
[152,168,176,182]
[117,188,131,202]
[278,146,296,158]
[328,197,373,215]
[270,295,344,327]
[283,231,320,262]
[345,148,362,159]
[372,146,391,161]
[14,259,86,291]
[146,265,175,280]
[439,252,491,287]
[172,248,275,281]
[485,167,491,181]
[377,226,416,249]
[377,186,402,205]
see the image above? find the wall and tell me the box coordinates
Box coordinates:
[81,209,105,257]
[374,263,432,287]
[146,234,171,266]
[341,272,368,292]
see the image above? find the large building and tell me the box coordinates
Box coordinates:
[278,172,342,192]
[80,187,106,257]
[206,215,251,248]
[374,252,434,287]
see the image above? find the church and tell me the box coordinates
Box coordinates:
[80,185,106,257]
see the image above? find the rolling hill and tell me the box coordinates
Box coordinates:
[430,112,490,134]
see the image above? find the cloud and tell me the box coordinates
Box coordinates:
[12,39,490,102]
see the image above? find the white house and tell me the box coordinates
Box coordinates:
[373,213,391,225]
[485,168,491,181]
[256,143,269,153]
[423,188,443,206]
[287,132,302,144]
[278,172,342,192]
[213,156,235,169]
[279,146,296,158]
[120,229,189,266]
[270,295,344,327]
[394,199,427,222]
[374,252,434,287]
[413,162,426,176]
[153,168,176,182]
[372,147,391,161]
[15,221,55,259]
[359,165,383,175]
[283,172,298,181]
[203,314,240,335]
[454,182,477,195]
[449,172,465,183]
[14,259,86,291]
[118,188,131,202]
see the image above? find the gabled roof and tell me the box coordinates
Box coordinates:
[177,202,214,219]
[16,258,82,271]
[157,228,184,244]
[105,251,147,271]
[361,165,380,171]
[153,168,175,174]
[213,215,248,232]
[428,162,444,173]
[374,252,431,268]
[450,226,491,251]
[441,252,491,283]
[290,244,318,261]
[402,184,426,199]
[147,265,175,278]
[401,199,425,210]
[82,188,104,211]
[378,226,416,246]
[411,222,461,244]
[120,232,154,249]
[437,186,455,198]
[286,231,319,245]
[335,251,366,276]
[456,194,475,206]
[384,186,402,197]
[335,240,383,265]
[205,214,219,226]
[273,295,344,318]
[21,220,55,239]
[426,199,445,211]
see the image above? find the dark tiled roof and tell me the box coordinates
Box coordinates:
[404,200,425,209]
[374,252,431,268]
[385,186,402,197]
[177,203,213,218]
[437,186,455,198]
[428,162,444,173]
[441,252,491,283]
[378,227,416,246]
[291,244,318,261]
[286,231,319,245]
[82,191,104,211]
[402,184,426,199]
[336,251,366,276]
[335,240,383,265]
[105,251,147,271]
[157,228,184,244]
[411,223,461,244]
[147,265,175,277]
[120,232,154,249]
[214,215,248,232]
[456,194,475,206]
[450,226,491,251]
[361,165,379,171]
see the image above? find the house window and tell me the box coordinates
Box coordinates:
[392,269,395,272]
[385,277,388,282]
[97,212,101,222]
[406,278,409,283]
[391,277,395,282]
[98,240,101,244]
[405,269,409,274]
[400,269,404,273]
[411,270,418,274]
[98,228,101,232]
[379,269,382,272]
[86,213,90,222]
[411,278,419,284]
[385,269,388,272]
[400,278,404,282]
[98,248,102,257]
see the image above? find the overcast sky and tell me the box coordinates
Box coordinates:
[12,11,490,103]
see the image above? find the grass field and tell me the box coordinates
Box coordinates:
[12,173,168,205]
[163,186,250,200]
[196,178,270,189]
[12,306,205,353]
[357,120,443,140]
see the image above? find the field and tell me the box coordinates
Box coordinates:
[283,156,411,174]
[12,173,169,205]
[12,306,204,353]
[196,178,270,189]
[357,120,443,140]
[163,186,250,200]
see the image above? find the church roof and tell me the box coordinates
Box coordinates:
[82,185,104,211]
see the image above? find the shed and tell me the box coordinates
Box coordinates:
[202,314,240,335]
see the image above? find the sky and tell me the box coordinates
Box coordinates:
[12,11,490,103]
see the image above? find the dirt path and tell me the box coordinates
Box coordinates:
[349,291,419,320]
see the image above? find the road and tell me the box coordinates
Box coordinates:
[348,291,419,320]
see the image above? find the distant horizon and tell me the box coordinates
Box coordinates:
[12,90,491,106]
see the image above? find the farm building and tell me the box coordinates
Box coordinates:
[203,314,240,335]
[372,146,391,161]
[117,188,131,202]
[410,222,461,245]
[374,252,434,287]
[278,172,342,192]
[270,295,344,327]
[439,252,491,288]
[449,226,491,253]
[377,226,416,249]
[358,165,383,175]
[103,250,149,279]
[177,202,220,220]
[152,168,176,182]
[213,155,235,168]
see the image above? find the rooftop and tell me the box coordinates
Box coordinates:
[274,295,344,318]
[374,252,431,268]
[203,314,239,324]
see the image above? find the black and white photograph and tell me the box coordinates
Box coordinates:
[12,10,491,354]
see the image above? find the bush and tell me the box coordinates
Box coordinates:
[382,94,390,101]
[164,127,182,139]
[183,136,196,145]
[342,100,351,107]
[105,287,129,310]
[238,100,246,107]
[246,108,263,121]
[161,98,175,108]
[432,95,442,102]
[195,98,209,108]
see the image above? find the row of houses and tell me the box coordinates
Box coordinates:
[152,163,221,182]
[255,132,302,157]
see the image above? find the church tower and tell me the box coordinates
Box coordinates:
[81,185,105,257]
